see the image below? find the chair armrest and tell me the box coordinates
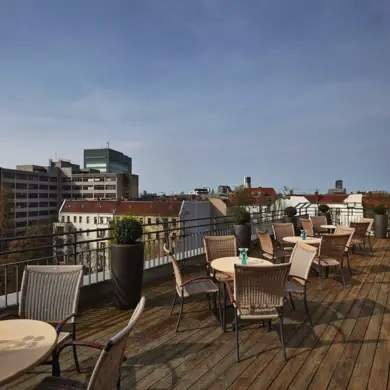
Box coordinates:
[288,275,310,284]
[222,280,235,304]
[54,313,79,334]
[0,313,21,321]
[181,276,214,287]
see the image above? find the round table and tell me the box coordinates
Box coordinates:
[321,225,337,230]
[211,257,273,275]
[283,236,322,245]
[0,319,58,386]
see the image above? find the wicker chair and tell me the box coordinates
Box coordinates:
[360,217,374,252]
[313,234,350,288]
[223,263,291,362]
[35,297,146,390]
[333,226,356,274]
[0,265,83,375]
[299,218,314,237]
[286,242,318,326]
[272,223,295,250]
[310,215,328,235]
[257,230,290,263]
[163,245,221,332]
[350,221,371,258]
[204,235,237,280]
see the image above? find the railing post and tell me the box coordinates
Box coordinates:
[72,231,77,265]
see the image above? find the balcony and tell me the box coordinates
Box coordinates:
[0,206,389,389]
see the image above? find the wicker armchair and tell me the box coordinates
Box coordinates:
[35,297,146,390]
[350,221,371,258]
[286,242,318,326]
[223,263,291,362]
[310,215,328,235]
[257,230,290,263]
[272,223,295,250]
[0,265,83,376]
[163,245,221,332]
[204,235,237,280]
[299,218,314,237]
[333,226,356,274]
[360,217,374,252]
[313,234,350,288]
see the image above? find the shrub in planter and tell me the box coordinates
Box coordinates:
[233,207,252,251]
[318,204,332,224]
[110,217,144,309]
[374,204,388,239]
[284,206,298,234]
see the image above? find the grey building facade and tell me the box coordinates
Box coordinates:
[83,148,132,173]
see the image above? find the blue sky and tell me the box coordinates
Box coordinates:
[0,0,389,194]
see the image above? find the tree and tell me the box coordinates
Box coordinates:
[0,182,13,239]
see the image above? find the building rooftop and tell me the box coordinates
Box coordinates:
[4,239,390,390]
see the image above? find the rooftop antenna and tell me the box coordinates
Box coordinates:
[107,140,110,149]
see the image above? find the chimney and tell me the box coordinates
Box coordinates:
[289,190,293,195]
[315,191,319,203]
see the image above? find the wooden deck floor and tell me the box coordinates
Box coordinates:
[4,239,390,390]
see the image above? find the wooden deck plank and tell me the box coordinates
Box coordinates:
[266,244,381,390]
[4,239,390,390]
[287,240,387,390]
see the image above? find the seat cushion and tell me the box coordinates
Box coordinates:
[286,281,303,294]
[35,376,87,389]
[211,271,233,281]
[313,257,340,267]
[237,306,279,320]
[182,279,219,297]
[351,238,364,245]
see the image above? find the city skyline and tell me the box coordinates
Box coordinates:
[0,0,389,193]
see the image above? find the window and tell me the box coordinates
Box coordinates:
[86,216,90,224]
[100,242,106,249]
[79,216,82,223]
[73,216,77,223]
[148,218,152,225]
[61,216,65,222]
[86,230,89,237]
[39,210,49,216]
[156,217,160,224]
[67,216,70,223]
[94,217,98,224]
[171,218,177,227]
[139,218,144,225]
[50,177,57,182]
[29,211,39,217]
[99,217,104,224]
[39,185,48,190]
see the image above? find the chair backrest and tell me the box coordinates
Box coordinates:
[360,218,374,233]
[163,244,183,289]
[234,263,291,311]
[257,230,274,256]
[299,218,314,236]
[350,221,370,240]
[319,234,350,264]
[310,215,327,230]
[272,223,294,243]
[87,297,145,390]
[289,242,318,285]
[334,226,355,251]
[204,235,237,265]
[19,265,83,322]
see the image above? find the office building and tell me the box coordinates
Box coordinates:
[83,148,132,173]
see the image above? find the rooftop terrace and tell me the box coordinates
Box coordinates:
[3,238,390,390]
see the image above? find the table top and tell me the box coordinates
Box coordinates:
[0,319,58,386]
[321,225,338,229]
[211,256,273,274]
[283,236,322,245]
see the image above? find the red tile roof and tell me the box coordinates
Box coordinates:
[241,187,277,198]
[60,200,118,214]
[115,201,182,217]
[303,194,348,203]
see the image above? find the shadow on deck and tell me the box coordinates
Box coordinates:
[5,239,390,390]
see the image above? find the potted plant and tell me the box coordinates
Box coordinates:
[233,207,252,251]
[318,204,332,224]
[374,204,388,239]
[110,217,144,309]
[284,206,298,233]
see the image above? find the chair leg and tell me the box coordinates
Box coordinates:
[206,293,212,311]
[52,351,59,377]
[318,265,323,289]
[368,235,373,253]
[170,292,177,315]
[116,374,121,390]
[213,292,217,314]
[223,283,227,332]
[72,324,80,374]
[234,308,240,362]
[217,291,222,327]
[176,295,184,332]
[340,266,346,288]
[363,241,367,259]
[279,310,287,362]
[288,293,295,310]
[303,288,313,326]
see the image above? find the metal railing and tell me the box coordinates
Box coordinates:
[0,205,383,309]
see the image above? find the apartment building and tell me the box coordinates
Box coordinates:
[0,166,60,232]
